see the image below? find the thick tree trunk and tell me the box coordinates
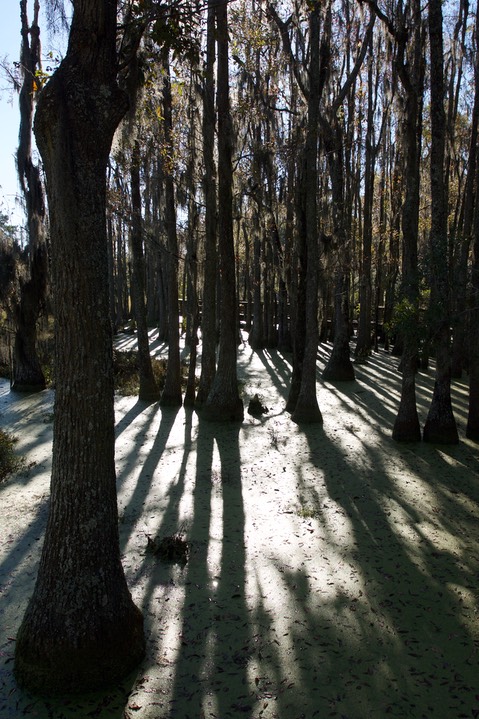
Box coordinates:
[14,1,145,694]
[203,0,243,422]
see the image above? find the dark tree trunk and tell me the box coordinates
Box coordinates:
[14,0,145,694]
[203,0,243,421]
[286,165,307,412]
[390,0,423,441]
[130,140,160,402]
[196,0,217,407]
[291,3,323,423]
[466,238,479,438]
[248,224,264,350]
[322,270,355,381]
[423,0,459,444]
[466,4,479,440]
[321,120,355,383]
[12,0,47,392]
[160,52,182,407]
[355,40,375,362]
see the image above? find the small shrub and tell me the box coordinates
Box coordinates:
[113,349,168,396]
[0,429,23,481]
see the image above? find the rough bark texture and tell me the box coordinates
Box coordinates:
[203,0,243,422]
[14,0,145,694]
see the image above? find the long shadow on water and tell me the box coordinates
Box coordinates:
[167,419,251,717]
[280,421,479,717]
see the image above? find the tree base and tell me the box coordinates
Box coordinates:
[322,362,355,382]
[466,423,479,441]
[159,390,183,407]
[392,421,421,443]
[138,382,161,403]
[14,604,145,696]
[11,380,46,393]
[291,399,323,424]
[423,421,459,445]
[201,397,244,422]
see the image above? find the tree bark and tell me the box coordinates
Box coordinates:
[290,2,323,423]
[160,51,182,407]
[12,0,47,392]
[423,0,459,444]
[130,139,160,402]
[203,0,243,421]
[392,1,424,442]
[14,0,145,694]
[196,0,217,407]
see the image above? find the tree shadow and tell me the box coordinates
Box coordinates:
[274,421,479,717]
[165,420,251,717]
[126,419,252,717]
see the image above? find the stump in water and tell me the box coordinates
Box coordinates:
[146,532,190,566]
[248,393,268,417]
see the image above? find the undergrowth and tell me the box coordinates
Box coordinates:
[0,429,23,481]
[113,349,169,396]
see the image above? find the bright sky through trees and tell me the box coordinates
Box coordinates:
[0,3,24,225]
[0,3,66,227]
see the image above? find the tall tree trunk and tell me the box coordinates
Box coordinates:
[203,0,243,421]
[392,1,424,442]
[291,2,323,424]
[160,51,182,407]
[12,0,47,392]
[467,199,479,439]
[14,0,145,693]
[466,2,479,440]
[355,39,375,361]
[130,139,160,402]
[196,0,217,407]
[423,0,459,444]
[321,120,355,383]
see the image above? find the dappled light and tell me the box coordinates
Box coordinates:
[1,334,478,717]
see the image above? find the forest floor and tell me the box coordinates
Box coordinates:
[0,332,479,719]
